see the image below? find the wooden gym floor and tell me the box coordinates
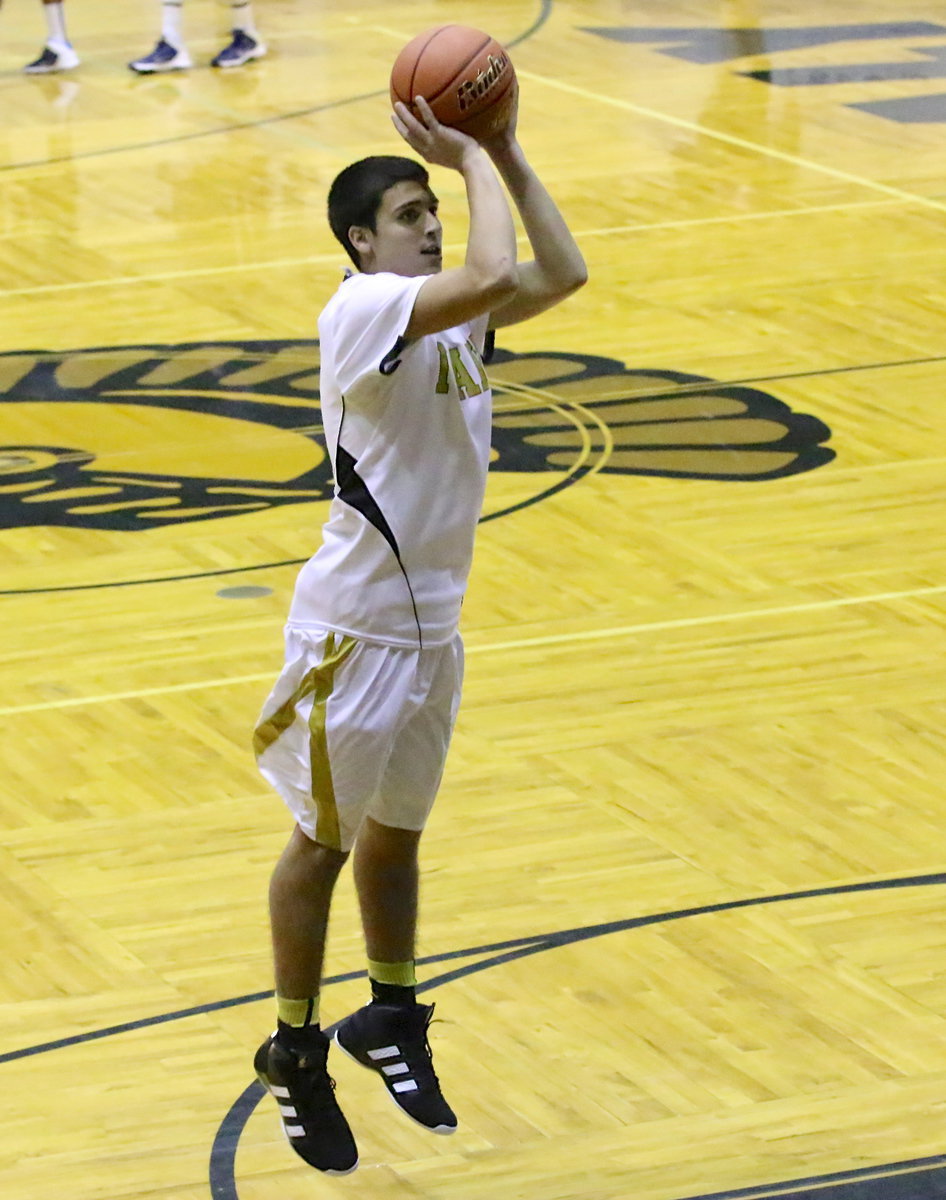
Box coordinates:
[2,2,946,1198]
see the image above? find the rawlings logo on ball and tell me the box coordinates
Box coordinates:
[457,52,509,111]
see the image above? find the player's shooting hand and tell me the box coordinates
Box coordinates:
[392,97,481,170]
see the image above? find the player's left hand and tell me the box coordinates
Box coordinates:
[479,81,520,157]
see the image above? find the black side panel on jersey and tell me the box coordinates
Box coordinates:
[334,399,424,646]
[334,442,401,558]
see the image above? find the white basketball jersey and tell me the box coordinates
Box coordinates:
[289,271,492,647]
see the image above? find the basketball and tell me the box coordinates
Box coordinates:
[390,25,517,142]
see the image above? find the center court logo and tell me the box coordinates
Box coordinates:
[0,339,833,536]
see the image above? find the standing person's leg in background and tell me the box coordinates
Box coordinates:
[211,0,266,68]
[24,0,79,75]
[129,1,192,74]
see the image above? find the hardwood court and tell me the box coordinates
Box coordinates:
[2,2,946,1198]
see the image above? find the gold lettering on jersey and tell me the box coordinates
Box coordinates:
[465,338,489,392]
[435,341,487,399]
[448,347,482,399]
[435,343,450,394]
[457,53,509,112]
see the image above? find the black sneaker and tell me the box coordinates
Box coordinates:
[211,30,267,68]
[24,41,80,74]
[254,1031,358,1174]
[334,1002,457,1134]
[128,38,192,74]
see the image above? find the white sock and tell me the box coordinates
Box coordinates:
[230,1,257,35]
[44,1,69,45]
[161,0,185,47]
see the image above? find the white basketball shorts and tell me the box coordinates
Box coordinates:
[253,625,464,852]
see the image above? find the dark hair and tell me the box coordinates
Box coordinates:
[327,156,430,268]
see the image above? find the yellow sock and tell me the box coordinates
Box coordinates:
[367,959,416,987]
[276,994,320,1027]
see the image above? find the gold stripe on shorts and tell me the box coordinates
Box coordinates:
[307,632,356,850]
[253,632,357,851]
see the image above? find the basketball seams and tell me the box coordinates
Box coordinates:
[391,24,514,140]
[421,30,492,109]
[403,25,450,107]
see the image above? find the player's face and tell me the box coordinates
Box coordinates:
[356,181,443,276]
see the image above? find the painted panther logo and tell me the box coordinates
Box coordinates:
[0,340,833,536]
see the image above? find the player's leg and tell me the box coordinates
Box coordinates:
[270,825,349,1007]
[128,0,192,75]
[254,826,357,1174]
[335,635,463,1134]
[253,629,418,1168]
[353,817,421,970]
[211,0,266,69]
[24,0,79,75]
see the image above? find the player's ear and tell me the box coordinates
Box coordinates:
[348,225,372,257]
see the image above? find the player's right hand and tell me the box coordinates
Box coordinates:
[392,97,481,171]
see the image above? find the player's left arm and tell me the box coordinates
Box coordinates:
[482,93,588,330]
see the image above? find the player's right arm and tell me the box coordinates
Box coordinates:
[393,98,519,337]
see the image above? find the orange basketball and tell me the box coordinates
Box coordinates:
[390,25,517,142]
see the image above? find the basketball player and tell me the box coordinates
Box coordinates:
[24,0,78,74]
[253,90,587,1173]
[129,0,265,73]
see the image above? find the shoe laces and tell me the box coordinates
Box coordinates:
[294,1061,343,1111]
[397,1006,443,1087]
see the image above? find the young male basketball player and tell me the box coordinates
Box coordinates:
[253,91,587,1173]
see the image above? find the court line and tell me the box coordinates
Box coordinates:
[203,870,946,1200]
[0,197,906,299]
[1,870,941,1192]
[3,871,943,1067]
[0,1,553,178]
[1,581,944,717]
[574,196,904,237]
[515,69,946,215]
[1,871,943,1195]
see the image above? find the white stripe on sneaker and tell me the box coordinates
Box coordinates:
[272,1084,291,1098]
[382,1063,409,1076]
[285,1123,305,1137]
[393,1080,419,1093]
[278,1104,298,1117]
[367,1045,400,1061]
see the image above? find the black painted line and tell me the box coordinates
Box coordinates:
[679,1154,946,1200]
[0,558,305,598]
[651,352,946,397]
[506,0,554,48]
[207,938,591,1198]
[209,1081,265,1200]
[0,91,385,174]
[206,870,946,1200]
[1,1,553,175]
[0,335,939,598]
[6,871,944,1068]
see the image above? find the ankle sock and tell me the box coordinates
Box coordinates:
[368,959,417,1007]
[277,994,319,1026]
[160,0,184,48]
